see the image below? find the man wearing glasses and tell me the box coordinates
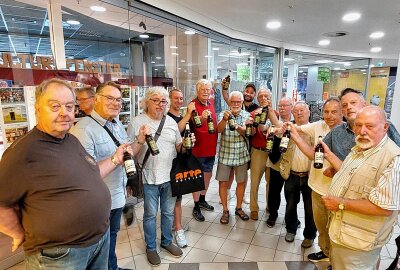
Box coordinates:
[75,87,95,116]
[71,81,145,270]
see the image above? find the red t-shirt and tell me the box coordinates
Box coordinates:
[191,98,218,157]
[250,110,266,148]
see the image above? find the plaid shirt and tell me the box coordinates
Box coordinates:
[218,110,250,166]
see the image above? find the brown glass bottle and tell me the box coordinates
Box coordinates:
[207,115,215,134]
[146,134,160,156]
[183,122,193,149]
[192,110,202,128]
[228,114,236,131]
[253,114,260,127]
[266,125,275,153]
[279,125,291,153]
[260,106,269,125]
[245,123,252,138]
[123,152,136,177]
[223,75,231,90]
[314,136,324,169]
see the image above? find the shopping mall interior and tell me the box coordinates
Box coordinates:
[1,0,400,269]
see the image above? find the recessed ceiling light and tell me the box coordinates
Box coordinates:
[299,70,304,73]
[139,34,149,38]
[90,6,106,12]
[178,67,182,70]
[205,55,212,58]
[154,68,158,71]
[343,62,351,66]
[315,60,334,64]
[318,39,330,46]
[67,20,80,25]
[266,21,281,29]
[212,47,220,51]
[189,72,192,75]
[299,66,307,69]
[369,31,385,39]
[364,64,375,67]
[362,72,367,74]
[156,56,162,60]
[284,58,294,61]
[184,30,195,35]
[360,69,366,72]
[151,61,155,64]
[370,47,382,53]
[342,12,361,22]
[170,46,178,49]
[172,52,179,56]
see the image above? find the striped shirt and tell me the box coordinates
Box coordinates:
[218,110,250,166]
[328,136,400,210]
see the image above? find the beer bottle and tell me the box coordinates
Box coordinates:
[207,114,215,134]
[223,75,231,90]
[245,123,252,138]
[266,125,275,153]
[314,136,324,169]
[146,134,160,156]
[123,151,136,177]
[279,125,291,153]
[253,113,260,127]
[192,110,202,128]
[228,114,236,131]
[183,122,192,149]
[260,106,269,125]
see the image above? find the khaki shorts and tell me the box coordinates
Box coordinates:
[216,162,248,183]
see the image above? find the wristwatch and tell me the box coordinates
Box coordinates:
[111,155,119,166]
[338,199,345,210]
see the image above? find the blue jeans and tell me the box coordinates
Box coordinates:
[109,207,123,270]
[25,229,110,269]
[143,181,175,251]
[284,173,317,239]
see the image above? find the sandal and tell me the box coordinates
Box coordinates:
[220,210,229,224]
[235,208,249,221]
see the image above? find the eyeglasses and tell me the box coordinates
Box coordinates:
[150,98,168,106]
[76,96,94,102]
[278,104,291,108]
[98,94,122,104]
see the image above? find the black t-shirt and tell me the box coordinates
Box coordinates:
[167,112,184,136]
[244,102,259,113]
[0,127,111,255]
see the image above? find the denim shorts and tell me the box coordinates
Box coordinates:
[197,156,216,172]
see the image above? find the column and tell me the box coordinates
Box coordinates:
[47,0,66,69]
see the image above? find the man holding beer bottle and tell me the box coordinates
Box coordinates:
[216,91,253,224]
[190,79,218,222]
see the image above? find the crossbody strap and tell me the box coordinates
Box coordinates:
[141,115,166,168]
[88,115,121,147]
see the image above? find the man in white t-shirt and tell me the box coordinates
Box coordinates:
[128,87,191,267]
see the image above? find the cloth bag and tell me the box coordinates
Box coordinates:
[170,150,205,197]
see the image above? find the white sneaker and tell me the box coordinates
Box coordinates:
[243,194,250,204]
[172,223,189,232]
[175,229,188,248]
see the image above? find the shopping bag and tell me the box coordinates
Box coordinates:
[170,151,205,197]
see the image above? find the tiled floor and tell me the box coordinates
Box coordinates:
[6,177,400,270]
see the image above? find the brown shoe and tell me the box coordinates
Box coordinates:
[250,211,258,220]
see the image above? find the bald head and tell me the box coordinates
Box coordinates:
[257,88,271,107]
[354,105,389,150]
[278,97,293,121]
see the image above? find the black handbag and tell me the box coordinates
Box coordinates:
[170,148,205,197]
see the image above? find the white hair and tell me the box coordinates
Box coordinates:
[141,86,170,113]
[228,91,244,102]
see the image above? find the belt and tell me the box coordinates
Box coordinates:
[253,147,266,152]
[290,170,308,177]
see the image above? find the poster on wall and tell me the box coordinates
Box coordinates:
[4,123,28,145]
[0,87,25,104]
[317,67,331,83]
[2,106,27,124]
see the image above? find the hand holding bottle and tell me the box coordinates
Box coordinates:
[113,143,133,165]
[137,125,149,144]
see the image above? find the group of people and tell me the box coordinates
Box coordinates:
[0,77,399,270]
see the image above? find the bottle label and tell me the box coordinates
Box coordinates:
[280,137,289,148]
[149,140,158,151]
[246,127,252,136]
[124,160,136,173]
[314,152,324,164]
[228,119,235,128]
[208,122,214,131]
[184,137,192,148]
[260,112,267,123]
[266,140,274,150]
[194,116,201,126]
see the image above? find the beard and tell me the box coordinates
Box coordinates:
[244,95,253,102]
[355,135,374,149]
